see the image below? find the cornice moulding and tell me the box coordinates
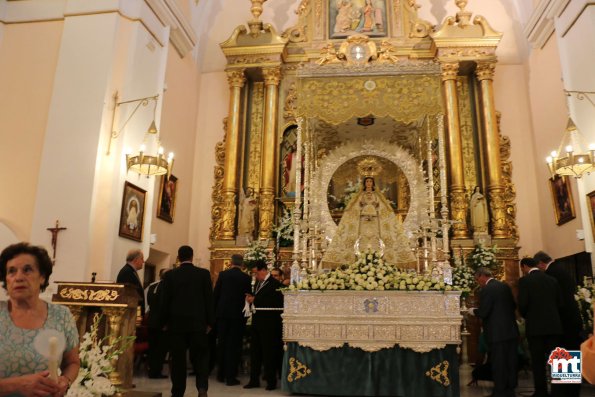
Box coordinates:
[524,0,569,49]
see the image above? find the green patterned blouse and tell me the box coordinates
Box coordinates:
[0,301,78,378]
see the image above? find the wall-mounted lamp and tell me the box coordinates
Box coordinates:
[546,90,595,179]
[107,92,174,178]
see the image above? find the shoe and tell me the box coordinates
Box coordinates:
[148,374,168,379]
[226,379,240,386]
[198,389,208,397]
[265,384,277,391]
[243,382,260,389]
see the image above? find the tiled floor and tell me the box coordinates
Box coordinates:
[132,366,595,397]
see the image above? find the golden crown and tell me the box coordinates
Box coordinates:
[357,157,382,178]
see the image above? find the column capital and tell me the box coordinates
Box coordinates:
[263,67,282,86]
[226,69,246,88]
[440,62,459,81]
[475,62,496,81]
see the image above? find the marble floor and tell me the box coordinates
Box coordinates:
[132,366,595,397]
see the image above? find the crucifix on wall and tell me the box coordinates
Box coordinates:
[46,220,67,265]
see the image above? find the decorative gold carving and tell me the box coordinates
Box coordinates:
[337,34,377,65]
[59,288,119,302]
[457,77,478,191]
[475,62,495,81]
[314,0,322,38]
[284,82,298,120]
[226,69,246,88]
[295,0,309,16]
[287,357,312,383]
[426,361,450,386]
[298,59,440,78]
[258,191,275,239]
[263,67,282,86]
[437,47,496,60]
[248,0,268,35]
[297,75,442,125]
[210,119,227,241]
[498,112,518,239]
[488,186,509,239]
[440,62,459,81]
[405,0,433,38]
[283,291,462,353]
[102,307,126,387]
[248,84,264,190]
[450,189,468,238]
[377,40,400,63]
[316,43,342,66]
[221,192,237,240]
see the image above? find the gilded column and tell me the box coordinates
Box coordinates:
[102,307,126,387]
[476,62,508,239]
[440,61,469,239]
[259,67,282,239]
[221,69,246,240]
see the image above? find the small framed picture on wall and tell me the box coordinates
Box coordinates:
[586,190,595,240]
[118,181,146,241]
[157,174,178,223]
[549,175,575,225]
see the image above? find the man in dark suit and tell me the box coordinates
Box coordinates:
[519,257,563,397]
[534,251,583,397]
[145,268,169,378]
[160,246,214,397]
[243,261,284,391]
[213,254,251,386]
[471,267,519,397]
[116,249,145,316]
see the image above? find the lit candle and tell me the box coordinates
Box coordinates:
[48,336,58,381]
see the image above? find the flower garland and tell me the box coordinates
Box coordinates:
[66,315,134,397]
[289,250,456,292]
[575,277,594,334]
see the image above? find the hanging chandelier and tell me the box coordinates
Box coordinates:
[108,92,174,177]
[546,90,595,179]
[546,118,595,178]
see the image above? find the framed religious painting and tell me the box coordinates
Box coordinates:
[329,0,388,39]
[587,190,595,240]
[157,174,178,223]
[548,175,575,225]
[119,181,146,241]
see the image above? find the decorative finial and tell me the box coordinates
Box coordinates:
[248,0,268,36]
[455,0,472,25]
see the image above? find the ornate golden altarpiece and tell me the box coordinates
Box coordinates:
[210,0,522,363]
[210,0,519,279]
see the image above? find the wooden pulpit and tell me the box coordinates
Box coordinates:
[52,282,139,389]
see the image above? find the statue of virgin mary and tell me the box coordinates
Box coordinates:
[322,176,415,268]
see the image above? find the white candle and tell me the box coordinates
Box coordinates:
[48,336,58,381]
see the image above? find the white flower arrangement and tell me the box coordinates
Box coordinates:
[273,208,294,244]
[288,250,457,293]
[244,240,269,268]
[66,315,133,397]
[452,265,477,299]
[467,244,500,272]
[575,277,594,334]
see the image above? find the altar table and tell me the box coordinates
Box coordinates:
[282,290,462,397]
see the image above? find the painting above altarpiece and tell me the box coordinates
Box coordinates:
[329,0,389,39]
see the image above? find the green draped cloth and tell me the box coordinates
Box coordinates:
[282,343,459,397]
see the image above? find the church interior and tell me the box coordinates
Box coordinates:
[1,0,595,395]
